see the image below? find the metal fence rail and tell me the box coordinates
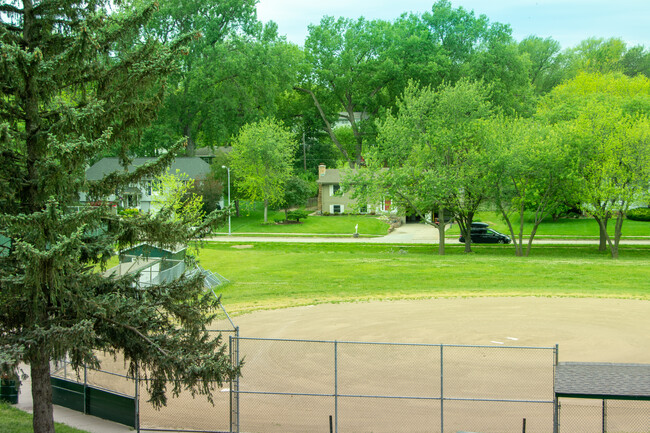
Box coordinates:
[231,337,557,433]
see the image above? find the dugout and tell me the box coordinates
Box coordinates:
[554,362,650,433]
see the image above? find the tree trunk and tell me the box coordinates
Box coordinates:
[595,215,608,252]
[294,86,352,167]
[610,212,625,260]
[183,124,196,157]
[437,207,446,255]
[31,346,55,433]
[235,199,240,218]
[458,212,474,253]
[263,198,268,223]
[525,223,542,257]
[302,132,307,171]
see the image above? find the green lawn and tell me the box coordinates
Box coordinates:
[444,211,650,238]
[200,242,650,315]
[0,402,89,433]
[212,202,389,236]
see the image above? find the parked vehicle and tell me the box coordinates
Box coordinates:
[459,227,511,244]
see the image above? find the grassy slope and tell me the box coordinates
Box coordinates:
[200,243,650,315]
[0,402,89,433]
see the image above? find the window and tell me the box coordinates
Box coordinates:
[359,205,368,214]
[331,204,343,214]
[330,184,341,196]
[125,193,139,208]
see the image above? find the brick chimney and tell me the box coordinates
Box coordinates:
[318,163,326,177]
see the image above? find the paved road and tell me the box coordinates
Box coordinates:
[206,223,650,245]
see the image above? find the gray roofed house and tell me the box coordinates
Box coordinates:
[82,157,212,212]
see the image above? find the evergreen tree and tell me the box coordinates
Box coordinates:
[0,1,237,432]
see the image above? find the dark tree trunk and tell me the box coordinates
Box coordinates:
[183,124,196,157]
[31,346,55,433]
[235,199,240,218]
[263,198,268,223]
[437,207,446,256]
[595,215,608,252]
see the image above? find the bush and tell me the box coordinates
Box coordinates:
[118,208,139,218]
[287,210,310,222]
[627,207,650,221]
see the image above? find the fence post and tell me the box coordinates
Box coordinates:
[135,361,140,433]
[553,344,559,433]
[229,331,240,433]
[83,363,88,415]
[334,340,338,433]
[440,344,444,433]
[602,399,606,433]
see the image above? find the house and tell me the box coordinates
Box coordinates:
[81,157,213,212]
[316,164,395,215]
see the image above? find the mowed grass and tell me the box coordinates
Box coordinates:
[211,202,389,236]
[0,402,89,433]
[199,242,650,314]
[445,211,650,238]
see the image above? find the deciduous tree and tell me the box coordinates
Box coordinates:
[230,118,297,223]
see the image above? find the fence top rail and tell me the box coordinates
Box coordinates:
[233,336,557,350]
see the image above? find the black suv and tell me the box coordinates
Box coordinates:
[459,223,511,244]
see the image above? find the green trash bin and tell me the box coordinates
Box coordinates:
[0,379,19,404]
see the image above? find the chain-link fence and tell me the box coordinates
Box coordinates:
[558,398,650,433]
[138,305,239,433]
[231,337,558,433]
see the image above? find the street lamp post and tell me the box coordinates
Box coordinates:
[222,166,231,235]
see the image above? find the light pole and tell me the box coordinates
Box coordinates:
[222,165,231,235]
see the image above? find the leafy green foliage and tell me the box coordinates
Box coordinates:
[230,119,297,222]
[287,210,310,222]
[627,208,650,221]
[151,170,205,226]
[539,72,650,257]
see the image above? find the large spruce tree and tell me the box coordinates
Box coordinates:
[0,1,237,432]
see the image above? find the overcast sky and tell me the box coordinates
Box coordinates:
[256,0,650,50]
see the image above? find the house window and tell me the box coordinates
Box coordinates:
[359,205,368,214]
[331,204,344,214]
[330,184,341,196]
[125,193,139,208]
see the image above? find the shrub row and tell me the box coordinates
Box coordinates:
[627,207,650,221]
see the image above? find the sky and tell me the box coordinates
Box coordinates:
[256,0,650,50]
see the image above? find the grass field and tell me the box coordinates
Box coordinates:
[199,242,650,315]
[0,402,89,433]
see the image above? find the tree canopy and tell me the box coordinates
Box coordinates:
[0,1,238,432]
[230,118,297,223]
